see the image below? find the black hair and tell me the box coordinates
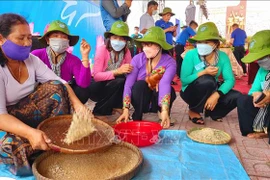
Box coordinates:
[134,26,139,29]
[189,20,198,27]
[0,13,28,67]
[148,0,158,8]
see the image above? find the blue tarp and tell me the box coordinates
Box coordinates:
[0,130,249,180]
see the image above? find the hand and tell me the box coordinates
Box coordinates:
[204,92,220,111]
[160,111,170,129]
[73,102,85,113]
[80,39,91,57]
[27,129,51,150]
[125,0,132,8]
[253,91,270,108]
[204,66,219,76]
[117,64,133,74]
[116,108,130,123]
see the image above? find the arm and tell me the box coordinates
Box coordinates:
[139,15,148,34]
[249,68,264,95]
[71,55,91,88]
[101,0,130,19]
[230,31,235,45]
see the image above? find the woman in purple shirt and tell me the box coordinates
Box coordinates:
[0,14,84,175]
[32,20,91,104]
[116,26,176,128]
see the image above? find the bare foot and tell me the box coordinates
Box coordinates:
[112,108,123,115]
[188,110,204,124]
[247,132,267,139]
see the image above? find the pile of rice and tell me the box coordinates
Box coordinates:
[189,128,230,144]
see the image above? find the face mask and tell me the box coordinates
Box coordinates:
[49,38,69,54]
[258,56,270,70]
[143,46,160,59]
[152,10,157,15]
[1,40,31,61]
[196,43,215,56]
[110,40,126,51]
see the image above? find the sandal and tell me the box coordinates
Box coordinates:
[189,116,204,125]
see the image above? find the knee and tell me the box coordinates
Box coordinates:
[42,80,66,91]
[195,75,217,89]
[132,80,148,91]
[237,94,252,107]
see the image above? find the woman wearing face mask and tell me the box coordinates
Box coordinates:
[88,21,132,118]
[237,30,270,141]
[31,20,91,104]
[116,26,177,128]
[0,13,84,175]
[180,22,241,125]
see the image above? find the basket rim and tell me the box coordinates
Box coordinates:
[37,114,115,154]
[187,127,231,145]
[32,141,144,180]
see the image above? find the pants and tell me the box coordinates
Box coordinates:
[88,77,125,115]
[0,80,70,175]
[180,75,241,119]
[237,94,270,143]
[70,80,89,104]
[131,80,176,120]
[175,44,185,78]
[233,46,247,73]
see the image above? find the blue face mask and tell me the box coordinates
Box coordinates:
[110,40,126,51]
[258,56,270,70]
[196,43,214,56]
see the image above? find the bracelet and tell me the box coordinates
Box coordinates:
[216,90,224,97]
[161,105,169,112]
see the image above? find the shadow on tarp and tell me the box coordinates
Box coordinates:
[0,130,249,180]
[132,130,249,180]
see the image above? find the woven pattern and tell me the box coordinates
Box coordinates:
[37,115,115,153]
[187,127,231,145]
[32,141,143,180]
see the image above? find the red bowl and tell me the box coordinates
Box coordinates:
[114,121,163,147]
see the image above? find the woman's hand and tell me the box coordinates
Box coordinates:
[27,129,51,150]
[204,92,220,111]
[80,39,91,58]
[160,111,170,129]
[73,102,85,113]
[117,64,133,74]
[253,91,270,108]
[116,108,130,123]
[204,66,219,76]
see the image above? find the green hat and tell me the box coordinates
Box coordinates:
[135,26,173,50]
[159,7,175,16]
[188,22,223,43]
[242,30,270,63]
[39,20,79,46]
[104,21,131,41]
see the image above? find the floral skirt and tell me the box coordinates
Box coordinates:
[0,80,70,175]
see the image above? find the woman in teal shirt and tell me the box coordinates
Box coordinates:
[180,22,241,124]
[237,30,270,142]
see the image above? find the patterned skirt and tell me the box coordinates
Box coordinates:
[0,80,70,176]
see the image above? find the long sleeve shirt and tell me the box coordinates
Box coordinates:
[0,54,66,114]
[181,49,235,94]
[31,48,91,88]
[93,45,132,82]
[249,68,269,95]
[123,52,176,108]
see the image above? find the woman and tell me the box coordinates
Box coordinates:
[180,22,241,125]
[116,26,176,128]
[31,20,91,104]
[88,21,132,117]
[237,30,270,141]
[0,13,84,175]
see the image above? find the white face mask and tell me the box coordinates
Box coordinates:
[258,56,270,70]
[196,43,215,56]
[143,46,160,59]
[110,40,126,51]
[49,38,69,54]
[152,10,157,15]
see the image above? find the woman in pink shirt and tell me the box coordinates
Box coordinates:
[0,13,84,175]
[89,21,132,117]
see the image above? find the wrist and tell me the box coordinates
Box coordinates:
[161,105,169,113]
[113,69,120,76]
[216,90,224,98]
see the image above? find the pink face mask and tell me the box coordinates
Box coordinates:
[143,46,160,59]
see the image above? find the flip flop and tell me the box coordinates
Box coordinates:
[189,116,204,125]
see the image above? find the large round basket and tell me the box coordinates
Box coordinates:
[32,141,143,180]
[37,115,115,154]
[187,127,231,145]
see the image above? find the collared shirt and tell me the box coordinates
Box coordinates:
[176,26,196,45]
[231,28,247,46]
[139,13,155,32]
[155,19,174,45]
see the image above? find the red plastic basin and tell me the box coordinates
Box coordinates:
[114,121,163,147]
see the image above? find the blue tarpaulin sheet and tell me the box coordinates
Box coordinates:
[0,130,249,180]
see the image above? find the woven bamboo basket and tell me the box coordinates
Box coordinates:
[187,127,231,145]
[32,141,143,180]
[37,115,115,154]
